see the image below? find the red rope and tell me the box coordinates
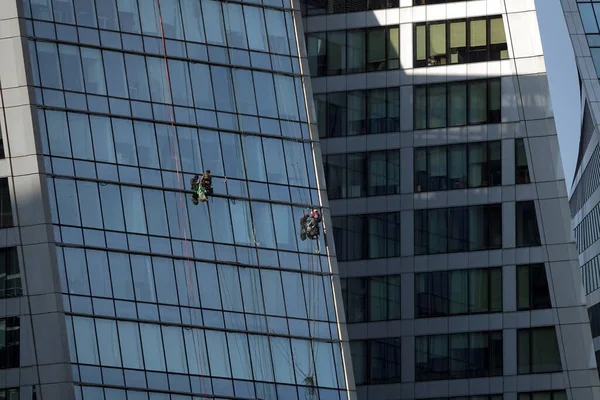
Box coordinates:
[155,0,208,392]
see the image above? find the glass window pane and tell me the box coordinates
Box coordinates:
[367,28,386,72]
[448,82,467,126]
[347,30,366,73]
[152,257,178,305]
[228,332,253,380]
[147,57,171,104]
[46,110,72,158]
[125,54,150,101]
[140,323,166,371]
[73,0,97,27]
[87,249,112,298]
[73,316,99,364]
[233,69,257,115]
[327,31,346,75]
[429,23,447,65]
[212,66,236,113]
[206,330,232,377]
[265,9,290,54]
[162,326,188,373]
[117,320,144,369]
[427,84,446,129]
[81,48,107,95]
[109,252,134,300]
[96,0,118,30]
[96,318,121,367]
[468,80,487,124]
[180,0,205,42]
[37,42,62,90]
[202,0,226,45]
[68,112,94,160]
[122,186,147,234]
[244,5,269,52]
[131,254,156,302]
[112,118,138,165]
[59,45,84,92]
[90,116,116,163]
[116,0,141,34]
[168,60,194,107]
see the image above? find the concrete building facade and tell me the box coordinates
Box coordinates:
[301,0,600,399]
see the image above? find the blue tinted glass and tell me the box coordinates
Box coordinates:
[81,48,107,95]
[64,247,89,295]
[168,60,194,107]
[122,186,147,234]
[198,130,224,175]
[202,0,226,46]
[189,63,215,110]
[103,50,129,98]
[90,116,116,163]
[163,326,188,373]
[37,42,62,89]
[53,0,76,24]
[147,57,171,103]
[109,252,134,300]
[140,323,166,371]
[131,255,156,302]
[244,6,268,52]
[178,127,203,173]
[116,0,141,33]
[160,0,184,40]
[233,69,257,115]
[206,330,231,378]
[96,0,118,30]
[73,0,97,27]
[211,66,235,112]
[125,54,150,101]
[99,184,125,231]
[139,0,161,36]
[253,72,278,118]
[265,9,290,55]
[228,332,253,380]
[243,136,267,182]
[263,138,288,184]
[143,189,169,236]
[77,181,103,229]
[59,44,84,92]
[96,318,121,367]
[274,74,299,120]
[134,121,159,168]
[270,337,295,384]
[46,110,72,157]
[181,0,205,43]
[68,112,94,160]
[224,3,248,49]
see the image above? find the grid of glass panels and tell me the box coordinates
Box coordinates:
[20,0,352,399]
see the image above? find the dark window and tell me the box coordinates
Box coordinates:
[323,150,400,199]
[517,327,562,375]
[341,275,401,322]
[419,397,502,400]
[332,213,401,261]
[0,317,19,369]
[414,141,501,192]
[517,263,551,311]
[518,392,566,400]
[414,16,508,67]
[415,331,503,381]
[306,32,327,77]
[350,338,401,385]
[588,302,600,338]
[596,350,600,380]
[306,27,399,76]
[0,179,12,228]
[320,88,401,137]
[414,204,502,255]
[516,201,541,247]
[415,268,502,318]
[515,139,531,184]
[414,79,501,130]
[0,248,22,299]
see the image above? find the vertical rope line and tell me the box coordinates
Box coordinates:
[154,0,207,394]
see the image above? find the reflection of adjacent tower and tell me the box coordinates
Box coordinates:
[299,0,600,399]
[0,0,358,399]
[562,0,600,381]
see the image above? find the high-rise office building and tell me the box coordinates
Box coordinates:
[301,0,600,399]
[0,0,357,399]
[563,0,600,379]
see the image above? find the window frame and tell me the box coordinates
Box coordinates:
[414,15,508,68]
[413,140,502,193]
[349,337,402,385]
[517,327,563,375]
[415,267,503,318]
[516,263,551,311]
[415,330,503,381]
[341,275,402,322]
[414,204,503,255]
[413,78,502,130]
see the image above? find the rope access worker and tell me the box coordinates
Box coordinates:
[190,170,213,205]
[300,208,322,241]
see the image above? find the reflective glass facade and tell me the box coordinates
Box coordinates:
[0,0,356,398]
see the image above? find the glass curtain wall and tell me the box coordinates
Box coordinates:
[21,0,353,399]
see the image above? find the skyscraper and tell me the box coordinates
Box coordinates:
[562,0,600,379]
[0,0,357,399]
[301,0,600,398]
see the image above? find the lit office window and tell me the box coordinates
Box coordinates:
[414,16,508,67]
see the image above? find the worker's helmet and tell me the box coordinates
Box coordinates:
[206,169,211,174]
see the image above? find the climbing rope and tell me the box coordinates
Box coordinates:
[154,0,208,394]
